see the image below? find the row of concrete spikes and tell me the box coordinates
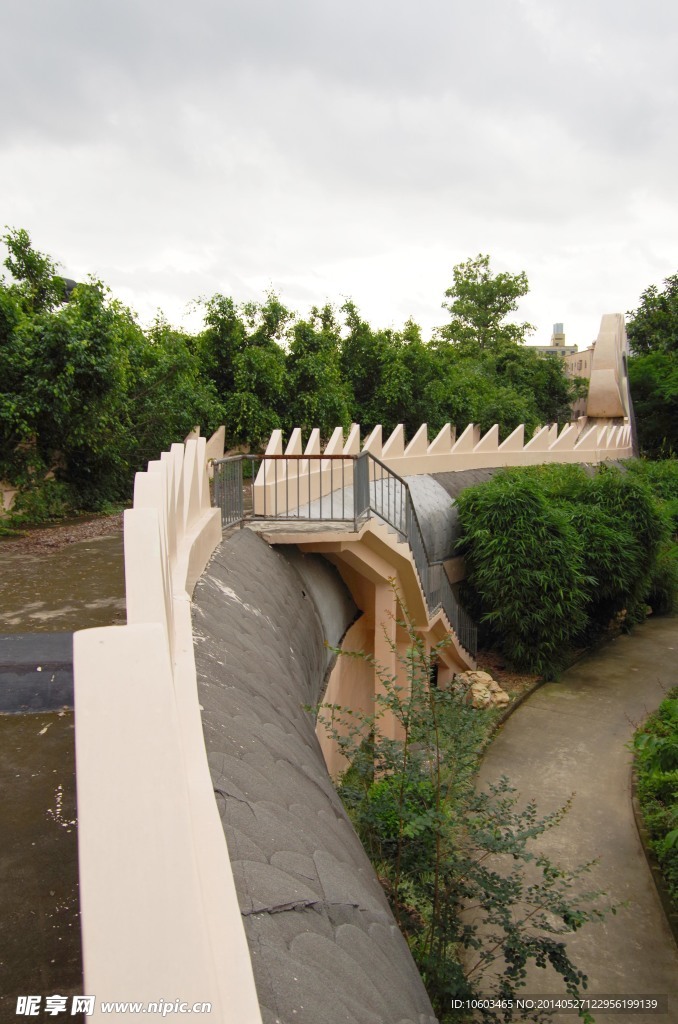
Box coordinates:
[262,418,632,463]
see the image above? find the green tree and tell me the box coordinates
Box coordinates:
[628,353,678,457]
[287,304,352,436]
[198,291,292,447]
[125,317,224,466]
[439,254,533,351]
[627,272,678,457]
[1,229,224,517]
[627,273,678,356]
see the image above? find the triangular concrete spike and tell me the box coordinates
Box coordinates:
[324,427,344,455]
[498,424,525,451]
[205,425,225,463]
[474,424,500,452]
[265,429,283,455]
[160,451,177,564]
[184,425,200,442]
[405,424,428,456]
[547,423,559,443]
[196,436,209,511]
[305,428,321,455]
[362,425,383,454]
[285,428,303,455]
[383,424,405,458]
[427,423,452,454]
[574,425,599,451]
[549,423,578,450]
[344,424,361,454]
[451,423,477,453]
[183,439,201,530]
[524,425,551,451]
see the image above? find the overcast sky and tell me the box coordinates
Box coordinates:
[1,0,676,350]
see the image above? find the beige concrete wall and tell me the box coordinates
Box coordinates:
[253,417,633,511]
[586,313,630,419]
[74,430,263,1023]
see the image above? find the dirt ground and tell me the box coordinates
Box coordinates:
[0,513,124,555]
[475,647,541,702]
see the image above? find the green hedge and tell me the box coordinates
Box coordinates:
[455,462,677,674]
[633,690,678,909]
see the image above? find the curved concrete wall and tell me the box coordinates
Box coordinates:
[587,313,630,419]
[192,529,437,1024]
[73,434,262,1022]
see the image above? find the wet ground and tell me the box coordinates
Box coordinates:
[0,712,82,1021]
[0,531,125,633]
[0,520,125,1020]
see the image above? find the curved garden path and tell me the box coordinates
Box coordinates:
[476,616,678,1024]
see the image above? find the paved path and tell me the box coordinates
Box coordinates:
[477,616,678,1024]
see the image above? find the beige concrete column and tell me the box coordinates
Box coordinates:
[373,582,404,741]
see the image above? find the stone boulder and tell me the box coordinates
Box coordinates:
[453,670,510,709]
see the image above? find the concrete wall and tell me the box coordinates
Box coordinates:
[586,313,630,418]
[73,431,263,1023]
[253,418,633,514]
[253,313,633,514]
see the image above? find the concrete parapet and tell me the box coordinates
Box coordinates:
[73,429,261,1022]
[254,412,633,512]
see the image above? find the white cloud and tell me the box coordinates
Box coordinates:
[1,0,677,352]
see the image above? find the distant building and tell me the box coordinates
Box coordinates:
[532,324,595,419]
[532,323,579,358]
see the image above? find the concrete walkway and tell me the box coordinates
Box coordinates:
[477,616,678,1024]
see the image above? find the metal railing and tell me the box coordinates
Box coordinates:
[212,452,477,656]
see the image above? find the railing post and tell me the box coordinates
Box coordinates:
[353,452,370,530]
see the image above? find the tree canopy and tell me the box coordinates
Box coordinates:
[1,229,585,522]
[627,271,678,457]
[627,273,678,356]
[438,253,533,351]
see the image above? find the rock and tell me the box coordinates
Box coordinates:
[453,670,510,709]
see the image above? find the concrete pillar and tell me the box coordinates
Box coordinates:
[373,582,403,741]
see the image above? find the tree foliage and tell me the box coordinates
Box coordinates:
[627,273,678,356]
[438,254,533,351]
[0,229,222,515]
[1,229,584,522]
[627,272,678,457]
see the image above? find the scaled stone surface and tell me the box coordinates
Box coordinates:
[192,528,436,1024]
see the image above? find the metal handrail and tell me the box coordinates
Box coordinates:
[212,452,477,656]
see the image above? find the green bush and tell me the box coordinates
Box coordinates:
[455,463,674,673]
[633,691,678,908]
[8,474,74,525]
[455,470,590,673]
